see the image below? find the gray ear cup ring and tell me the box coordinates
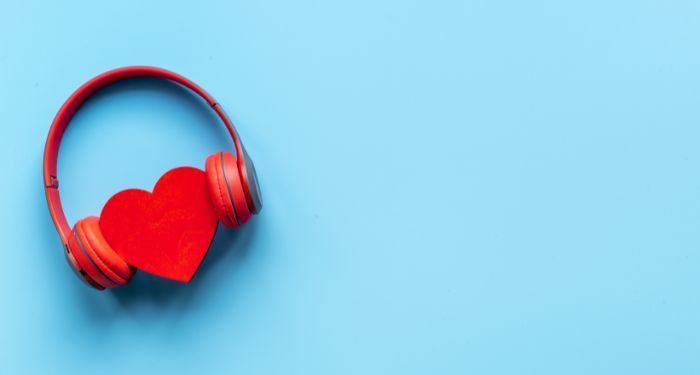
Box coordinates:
[242,148,263,213]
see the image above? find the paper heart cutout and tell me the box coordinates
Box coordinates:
[99,167,218,282]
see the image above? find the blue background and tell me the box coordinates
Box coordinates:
[2,0,699,373]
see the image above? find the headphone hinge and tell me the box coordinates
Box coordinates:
[47,175,59,189]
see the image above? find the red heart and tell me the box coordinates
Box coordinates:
[99,167,218,282]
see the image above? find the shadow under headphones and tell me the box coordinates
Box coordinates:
[43,66,262,290]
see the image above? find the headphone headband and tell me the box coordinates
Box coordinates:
[43,66,245,245]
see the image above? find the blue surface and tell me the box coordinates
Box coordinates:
[2,0,700,373]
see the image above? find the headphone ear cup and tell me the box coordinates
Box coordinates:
[220,151,252,225]
[205,153,239,228]
[67,216,135,289]
[205,151,253,227]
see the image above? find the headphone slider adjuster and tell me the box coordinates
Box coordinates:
[48,176,59,189]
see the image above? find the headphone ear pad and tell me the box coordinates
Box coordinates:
[205,153,238,228]
[205,151,253,227]
[67,216,135,289]
[220,151,252,225]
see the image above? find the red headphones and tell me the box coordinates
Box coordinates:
[44,66,262,290]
